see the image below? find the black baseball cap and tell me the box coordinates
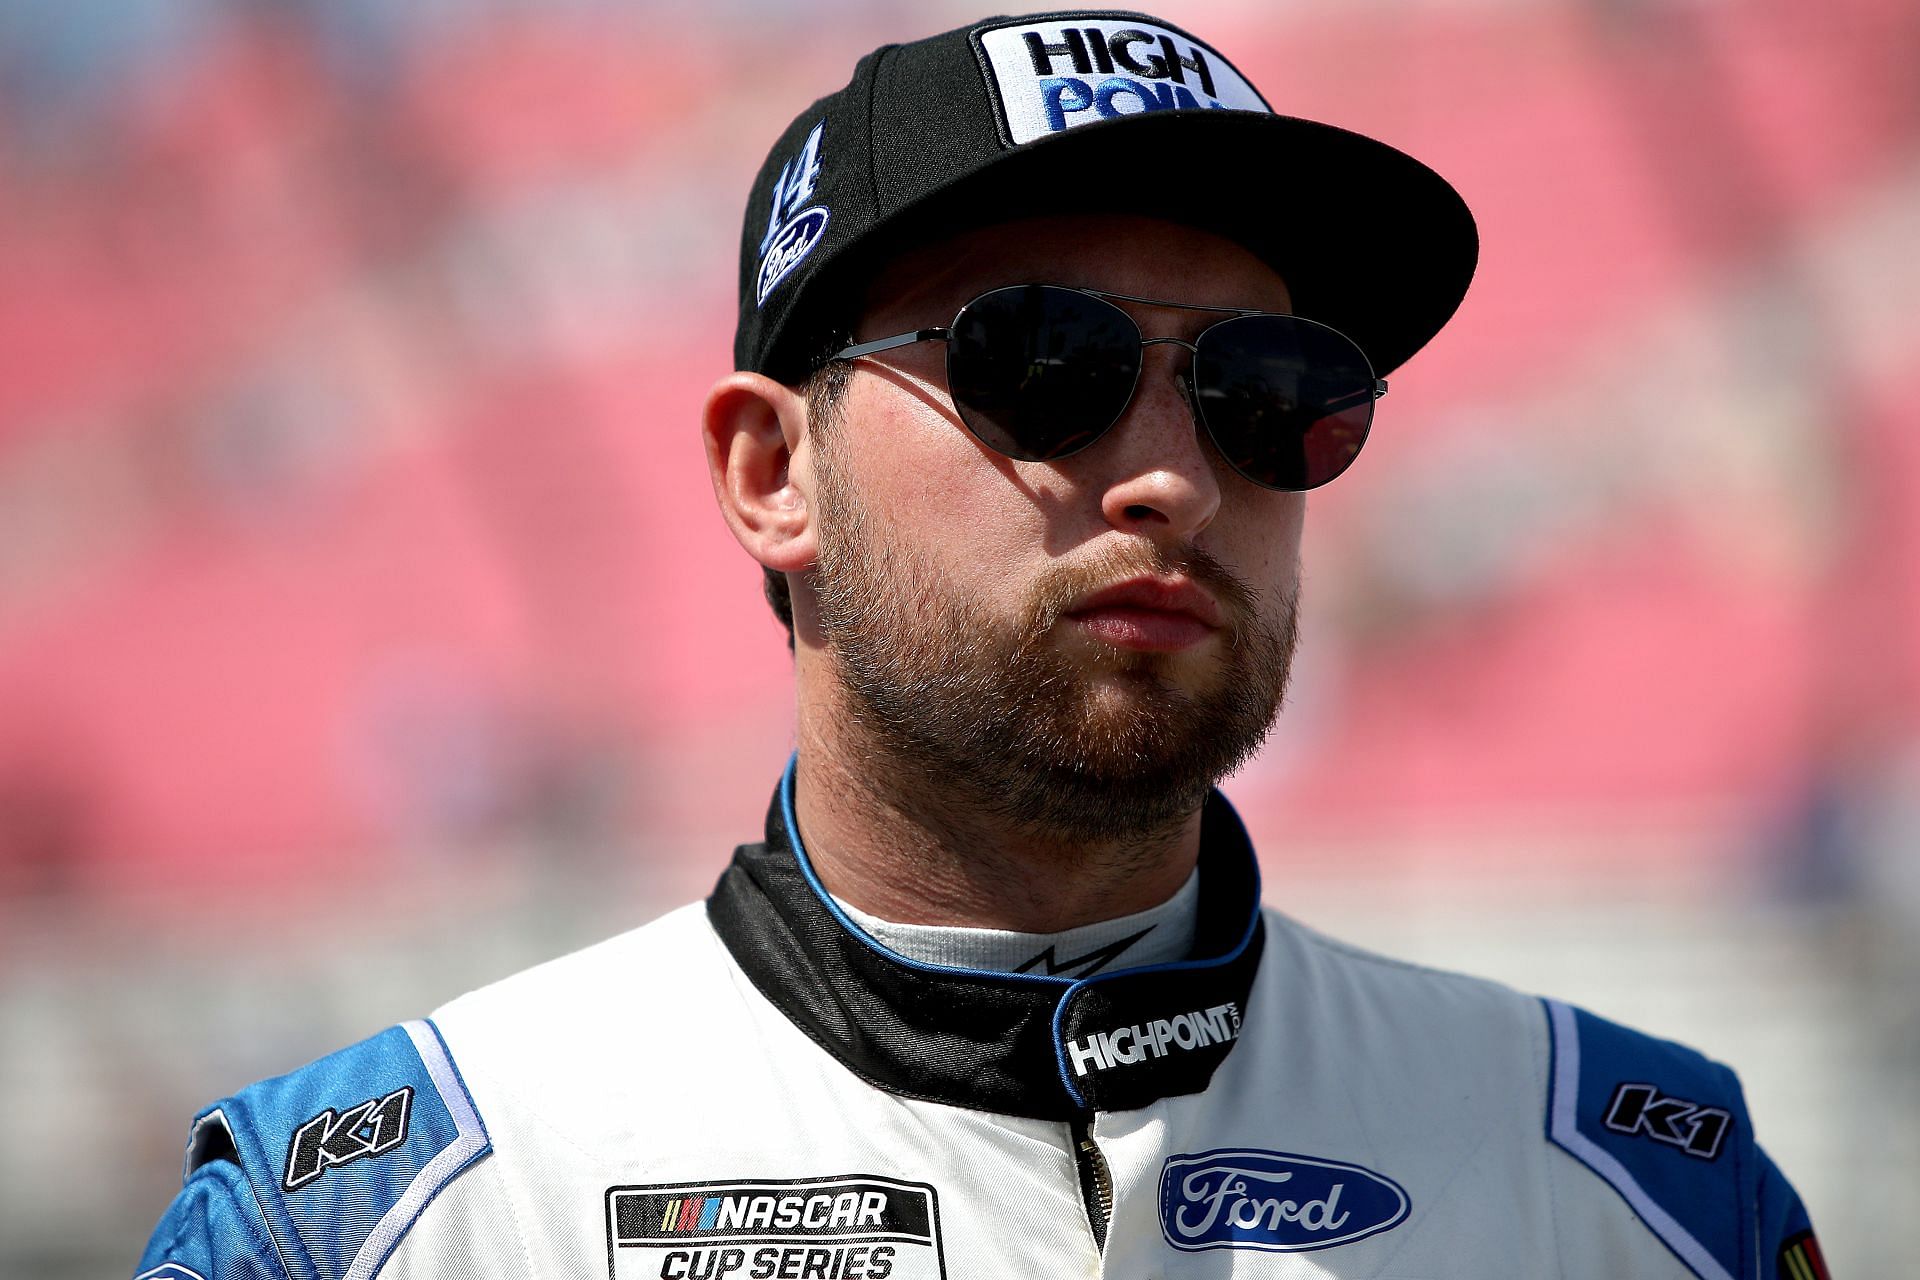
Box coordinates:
[734,10,1477,385]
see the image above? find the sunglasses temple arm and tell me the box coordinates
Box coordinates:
[830,328,952,361]
[1321,379,1390,411]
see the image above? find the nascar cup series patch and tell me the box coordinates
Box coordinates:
[605,1176,946,1279]
[972,15,1271,147]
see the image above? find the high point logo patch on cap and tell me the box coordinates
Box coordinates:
[974,16,1270,147]
[756,120,830,307]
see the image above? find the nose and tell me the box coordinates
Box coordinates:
[1092,343,1222,541]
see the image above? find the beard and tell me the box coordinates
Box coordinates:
[809,441,1299,846]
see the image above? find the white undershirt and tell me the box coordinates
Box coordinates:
[831,869,1200,978]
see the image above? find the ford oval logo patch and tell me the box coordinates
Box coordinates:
[1159,1149,1411,1253]
[755,206,829,306]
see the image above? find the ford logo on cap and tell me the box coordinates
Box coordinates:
[1159,1149,1411,1253]
[755,206,830,307]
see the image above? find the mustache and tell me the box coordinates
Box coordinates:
[1023,542,1263,639]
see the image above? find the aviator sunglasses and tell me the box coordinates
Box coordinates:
[831,284,1386,491]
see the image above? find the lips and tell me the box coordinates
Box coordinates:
[1061,577,1225,653]
[1065,577,1225,629]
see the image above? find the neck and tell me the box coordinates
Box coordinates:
[792,703,1203,934]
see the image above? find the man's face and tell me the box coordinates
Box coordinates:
[803,214,1307,842]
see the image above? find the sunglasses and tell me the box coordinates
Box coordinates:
[830,284,1385,491]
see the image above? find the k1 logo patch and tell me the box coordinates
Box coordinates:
[1159,1149,1410,1254]
[605,1176,946,1279]
[1603,1081,1733,1160]
[282,1085,412,1191]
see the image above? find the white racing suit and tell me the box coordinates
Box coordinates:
[137,765,1828,1279]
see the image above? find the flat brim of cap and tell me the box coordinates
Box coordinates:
[781,109,1476,382]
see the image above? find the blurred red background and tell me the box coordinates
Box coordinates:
[4,0,1915,901]
[2,2,1916,1272]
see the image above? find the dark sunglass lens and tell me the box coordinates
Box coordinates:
[946,286,1140,461]
[1192,315,1377,490]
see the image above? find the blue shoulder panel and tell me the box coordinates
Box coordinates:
[1755,1148,1825,1280]
[138,1156,285,1280]
[1542,998,1755,1280]
[135,1020,490,1280]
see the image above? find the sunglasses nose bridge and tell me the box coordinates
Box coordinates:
[1137,335,1199,353]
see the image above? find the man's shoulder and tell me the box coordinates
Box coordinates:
[136,899,735,1280]
[1257,907,1817,1280]
[1259,904,1750,1123]
[421,897,747,1107]
[431,898,721,1034]
[1261,904,1740,1082]
[138,1020,490,1280]
[1533,996,1821,1279]
[1257,903,1550,1035]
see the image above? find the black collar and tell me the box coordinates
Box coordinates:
[706,761,1266,1119]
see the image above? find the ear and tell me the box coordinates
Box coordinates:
[702,371,817,575]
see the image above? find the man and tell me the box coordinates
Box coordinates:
[137,11,1828,1280]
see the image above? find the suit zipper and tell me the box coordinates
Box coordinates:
[1069,1114,1113,1252]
